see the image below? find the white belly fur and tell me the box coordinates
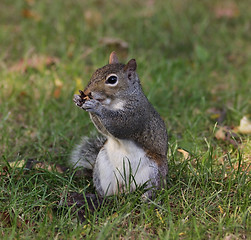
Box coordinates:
[96,136,158,196]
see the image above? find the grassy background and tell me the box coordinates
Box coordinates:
[0,0,250,239]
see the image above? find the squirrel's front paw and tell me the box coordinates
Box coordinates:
[73,94,85,108]
[82,99,102,114]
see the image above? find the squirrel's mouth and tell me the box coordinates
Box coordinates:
[96,98,105,103]
[98,98,111,105]
[89,92,108,103]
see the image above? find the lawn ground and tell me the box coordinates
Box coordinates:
[0,0,250,239]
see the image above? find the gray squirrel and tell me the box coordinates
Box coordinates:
[70,52,168,199]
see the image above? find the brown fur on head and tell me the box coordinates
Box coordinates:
[82,52,138,101]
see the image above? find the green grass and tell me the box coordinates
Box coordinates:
[0,0,250,239]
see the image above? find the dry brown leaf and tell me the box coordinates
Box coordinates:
[207,107,226,124]
[215,127,226,140]
[218,205,224,214]
[223,234,238,240]
[9,160,26,168]
[46,208,54,223]
[99,37,129,59]
[53,77,63,99]
[8,160,65,174]
[215,126,241,147]
[241,140,251,162]
[84,10,102,28]
[10,55,59,73]
[177,148,190,160]
[214,2,239,19]
[33,162,64,173]
[22,9,41,21]
[80,48,93,60]
[25,0,35,5]
[23,128,38,140]
[237,140,251,173]
[99,37,128,49]
[0,166,9,177]
[235,116,251,134]
[74,78,84,95]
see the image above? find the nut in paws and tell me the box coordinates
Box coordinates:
[73,94,84,107]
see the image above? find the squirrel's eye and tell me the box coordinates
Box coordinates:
[105,74,118,85]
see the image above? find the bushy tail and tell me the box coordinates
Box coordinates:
[70,135,107,169]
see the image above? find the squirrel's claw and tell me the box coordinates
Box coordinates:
[73,94,84,107]
[82,99,102,113]
[79,90,85,98]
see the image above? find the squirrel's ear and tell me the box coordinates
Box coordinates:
[109,51,119,64]
[124,59,137,81]
[124,59,137,72]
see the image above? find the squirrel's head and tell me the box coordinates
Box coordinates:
[83,52,141,106]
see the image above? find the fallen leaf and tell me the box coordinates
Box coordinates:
[215,126,241,147]
[177,148,190,160]
[99,37,129,59]
[99,37,128,49]
[81,48,93,60]
[223,233,239,240]
[84,10,102,28]
[0,166,9,177]
[218,205,224,214]
[46,208,54,223]
[33,162,64,173]
[74,78,84,95]
[22,9,41,21]
[23,128,37,140]
[215,127,226,140]
[214,2,239,19]
[230,140,251,173]
[235,116,251,134]
[53,77,63,99]
[179,232,186,236]
[10,55,59,73]
[240,140,251,163]
[25,0,35,5]
[7,159,66,174]
[9,160,26,168]
[207,107,226,124]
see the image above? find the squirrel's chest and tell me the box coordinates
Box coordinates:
[95,137,158,196]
